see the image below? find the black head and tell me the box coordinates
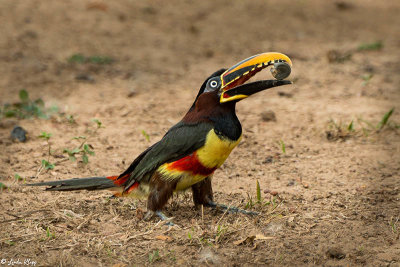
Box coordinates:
[192,53,293,107]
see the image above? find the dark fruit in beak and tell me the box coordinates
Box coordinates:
[270,62,291,80]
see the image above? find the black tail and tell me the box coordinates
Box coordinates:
[27,176,116,191]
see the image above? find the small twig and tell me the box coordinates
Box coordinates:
[78,124,101,149]
[19,239,35,244]
[54,158,69,165]
[34,164,44,180]
[125,217,174,244]
[216,203,232,227]
[262,210,287,226]
[1,209,48,223]
[223,221,253,238]
[5,212,20,218]
[265,200,284,216]
[47,139,51,159]
[0,233,37,243]
[124,229,154,243]
[77,214,93,230]
[45,243,79,250]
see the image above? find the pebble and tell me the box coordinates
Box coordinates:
[75,73,95,82]
[262,156,274,164]
[11,126,27,142]
[270,191,279,196]
[327,247,346,259]
[260,110,276,122]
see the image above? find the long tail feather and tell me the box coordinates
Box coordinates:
[27,176,117,191]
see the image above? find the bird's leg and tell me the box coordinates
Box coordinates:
[146,173,177,226]
[192,176,214,206]
[192,177,259,216]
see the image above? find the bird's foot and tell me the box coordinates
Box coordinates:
[144,210,174,226]
[205,201,259,216]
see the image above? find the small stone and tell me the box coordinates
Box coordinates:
[277,91,293,98]
[270,191,279,196]
[262,156,273,164]
[261,110,276,122]
[11,126,27,142]
[327,247,346,259]
[75,73,95,82]
[287,180,295,186]
[127,89,136,98]
[335,1,354,10]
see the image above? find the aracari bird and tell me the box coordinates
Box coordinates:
[29,52,292,223]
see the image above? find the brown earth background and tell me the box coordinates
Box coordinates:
[0,0,399,266]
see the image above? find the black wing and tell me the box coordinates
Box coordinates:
[120,121,213,190]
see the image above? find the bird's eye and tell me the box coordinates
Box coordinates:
[204,78,221,93]
[210,80,218,88]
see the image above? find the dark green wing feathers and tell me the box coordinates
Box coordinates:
[120,121,213,190]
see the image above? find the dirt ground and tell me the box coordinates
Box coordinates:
[1,0,399,266]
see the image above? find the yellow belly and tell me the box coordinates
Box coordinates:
[158,129,242,191]
[174,174,211,191]
[196,129,242,168]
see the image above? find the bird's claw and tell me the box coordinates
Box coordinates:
[144,210,175,226]
[156,211,175,226]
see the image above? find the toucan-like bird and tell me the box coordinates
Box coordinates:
[29,52,292,223]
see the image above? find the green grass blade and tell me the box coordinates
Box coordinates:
[357,41,383,51]
[256,180,261,203]
[347,120,354,131]
[142,130,150,142]
[377,108,394,130]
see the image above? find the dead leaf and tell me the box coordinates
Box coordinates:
[136,208,144,220]
[86,2,108,11]
[255,234,274,241]
[155,235,173,242]
[233,235,255,246]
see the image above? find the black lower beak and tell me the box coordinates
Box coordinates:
[223,80,292,100]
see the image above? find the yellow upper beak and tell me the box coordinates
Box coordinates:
[220,52,292,103]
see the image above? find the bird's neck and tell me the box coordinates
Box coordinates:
[183,93,242,141]
[211,108,242,141]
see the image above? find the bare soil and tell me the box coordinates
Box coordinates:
[1,0,399,266]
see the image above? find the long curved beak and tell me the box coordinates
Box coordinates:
[219,52,293,103]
